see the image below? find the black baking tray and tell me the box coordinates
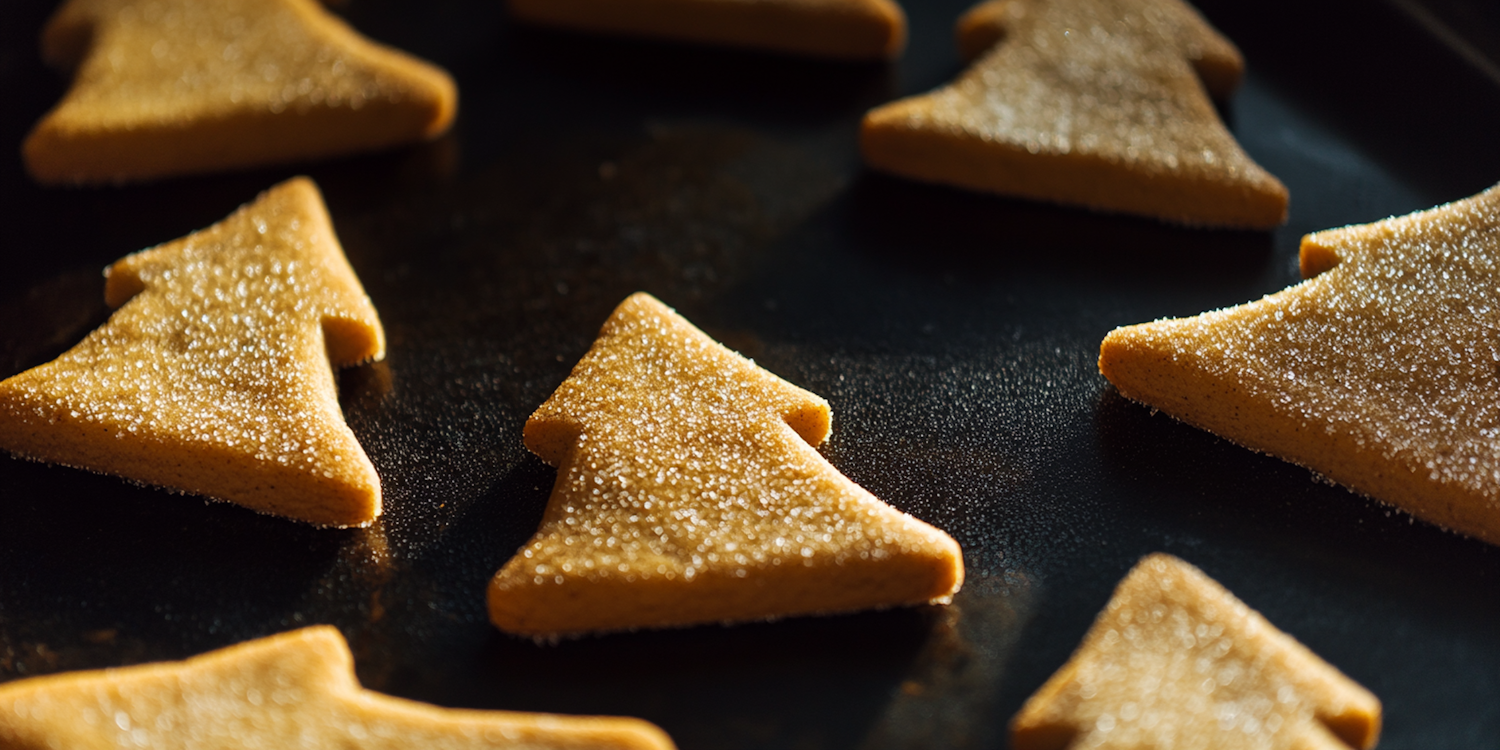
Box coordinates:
[0,0,1497,747]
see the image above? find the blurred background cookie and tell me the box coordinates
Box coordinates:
[24,0,457,184]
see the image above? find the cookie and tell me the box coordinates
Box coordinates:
[861,0,1287,228]
[24,0,457,184]
[508,0,906,61]
[1100,185,1500,545]
[1012,554,1381,750]
[0,625,677,750]
[0,177,385,527]
[489,293,964,637]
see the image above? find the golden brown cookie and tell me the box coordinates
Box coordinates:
[0,177,385,527]
[24,0,457,184]
[0,625,677,750]
[861,0,1287,228]
[1100,185,1500,545]
[508,0,906,61]
[489,292,963,637]
[1012,554,1381,750]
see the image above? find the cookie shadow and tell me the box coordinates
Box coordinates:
[491,23,898,124]
[0,457,352,666]
[0,268,110,377]
[844,171,1276,287]
[469,605,939,750]
[1091,387,1500,582]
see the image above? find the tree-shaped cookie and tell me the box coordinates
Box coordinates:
[1101,184,1500,546]
[0,626,676,750]
[24,0,457,184]
[508,0,906,61]
[0,177,385,527]
[489,293,964,637]
[861,0,1287,228]
[1012,554,1381,750]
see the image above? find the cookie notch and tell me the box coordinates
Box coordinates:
[508,0,907,61]
[489,293,964,638]
[1100,184,1500,545]
[0,177,385,527]
[861,0,1287,229]
[1012,554,1381,750]
[24,0,457,184]
[0,626,676,750]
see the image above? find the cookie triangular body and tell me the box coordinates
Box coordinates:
[0,626,676,750]
[861,0,1287,228]
[1012,554,1381,750]
[24,0,457,184]
[489,293,964,637]
[0,177,385,527]
[1101,185,1500,545]
[509,0,906,60]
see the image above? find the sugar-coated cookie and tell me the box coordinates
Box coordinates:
[1013,554,1381,750]
[509,0,906,61]
[861,0,1287,228]
[24,0,457,184]
[1100,185,1500,545]
[0,177,385,527]
[489,293,963,637]
[0,626,677,750]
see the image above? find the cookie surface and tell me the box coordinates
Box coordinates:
[1100,185,1500,545]
[24,0,456,184]
[0,177,385,527]
[0,625,676,750]
[508,0,906,60]
[861,0,1287,228]
[1012,554,1381,750]
[489,292,963,637]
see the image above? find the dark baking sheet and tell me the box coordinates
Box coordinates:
[1,0,1498,747]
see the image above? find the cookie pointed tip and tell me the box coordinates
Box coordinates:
[624,290,665,306]
[624,720,680,750]
[875,0,908,59]
[1097,323,1149,383]
[280,174,320,191]
[20,121,72,186]
[485,572,551,637]
[280,623,349,650]
[419,67,460,138]
[934,550,965,601]
[616,291,679,322]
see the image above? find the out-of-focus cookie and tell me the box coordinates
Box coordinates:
[1012,554,1381,750]
[489,292,963,637]
[1100,185,1500,546]
[24,0,457,184]
[0,625,677,750]
[0,177,385,527]
[861,0,1287,228]
[508,0,906,61]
